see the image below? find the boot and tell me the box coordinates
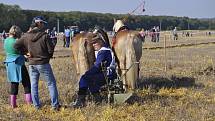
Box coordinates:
[92,93,102,105]
[72,95,86,108]
[10,95,17,108]
[24,93,32,105]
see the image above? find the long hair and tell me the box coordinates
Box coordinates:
[9,25,22,38]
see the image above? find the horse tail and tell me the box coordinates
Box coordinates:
[125,32,141,89]
[133,33,143,87]
[125,33,139,89]
[71,36,80,76]
[77,37,91,76]
[85,39,95,68]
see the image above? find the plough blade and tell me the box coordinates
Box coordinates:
[113,93,133,104]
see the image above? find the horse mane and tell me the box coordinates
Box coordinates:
[93,27,111,47]
[116,30,145,42]
[73,32,88,41]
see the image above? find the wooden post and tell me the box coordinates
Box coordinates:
[164,34,167,73]
[57,19,59,33]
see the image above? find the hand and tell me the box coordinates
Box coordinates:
[25,52,31,58]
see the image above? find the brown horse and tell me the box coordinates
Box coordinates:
[112,20,143,90]
[71,32,95,80]
[71,30,110,80]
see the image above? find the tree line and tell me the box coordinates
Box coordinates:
[0,3,215,32]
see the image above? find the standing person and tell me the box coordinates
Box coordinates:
[139,28,146,42]
[150,27,156,42]
[72,34,117,108]
[2,30,7,39]
[50,27,57,47]
[14,16,60,110]
[156,26,160,42]
[64,26,71,48]
[2,30,7,43]
[4,25,32,108]
[63,33,66,47]
[173,27,178,40]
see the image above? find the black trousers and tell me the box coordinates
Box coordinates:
[10,65,31,95]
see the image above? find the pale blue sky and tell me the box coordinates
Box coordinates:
[0,0,214,18]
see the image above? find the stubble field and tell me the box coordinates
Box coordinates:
[0,31,215,121]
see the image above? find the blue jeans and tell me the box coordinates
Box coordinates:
[65,37,70,48]
[29,63,59,108]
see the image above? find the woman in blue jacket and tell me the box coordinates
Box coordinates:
[4,25,32,108]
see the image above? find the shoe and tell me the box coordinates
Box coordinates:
[24,93,32,105]
[92,93,102,105]
[34,105,41,110]
[52,105,61,111]
[10,95,17,108]
[72,95,86,108]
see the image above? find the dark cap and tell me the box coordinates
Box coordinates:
[32,16,47,24]
[90,34,102,44]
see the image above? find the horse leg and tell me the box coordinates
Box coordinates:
[119,55,127,91]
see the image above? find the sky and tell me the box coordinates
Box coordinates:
[0,0,214,18]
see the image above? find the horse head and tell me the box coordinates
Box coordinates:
[113,20,130,33]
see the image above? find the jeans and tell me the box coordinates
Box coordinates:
[65,37,70,48]
[29,63,59,108]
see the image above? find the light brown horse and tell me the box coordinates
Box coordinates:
[71,30,111,80]
[71,32,95,79]
[112,20,143,90]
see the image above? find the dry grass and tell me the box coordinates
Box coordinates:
[1,32,215,121]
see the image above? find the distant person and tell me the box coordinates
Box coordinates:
[4,25,32,108]
[64,27,71,48]
[14,16,60,110]
[182,31,185,37]
[62,33,66,47]
[150,27,156,42]
[173,27,178,40]
[186,32,190,37]
[139,28,144,37]
[2,30,7,39]
[70,28,74,39]
[156,26,160,42]
[208,32,211,36]
[50,27,57,47]
[139,28,146,42]
[2,30,7,43]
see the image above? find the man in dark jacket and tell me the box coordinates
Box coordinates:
[14,16,60,110]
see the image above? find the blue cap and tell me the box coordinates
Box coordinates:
[32,16,47,24]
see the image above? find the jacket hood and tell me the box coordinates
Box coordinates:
[29,27,46,42]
